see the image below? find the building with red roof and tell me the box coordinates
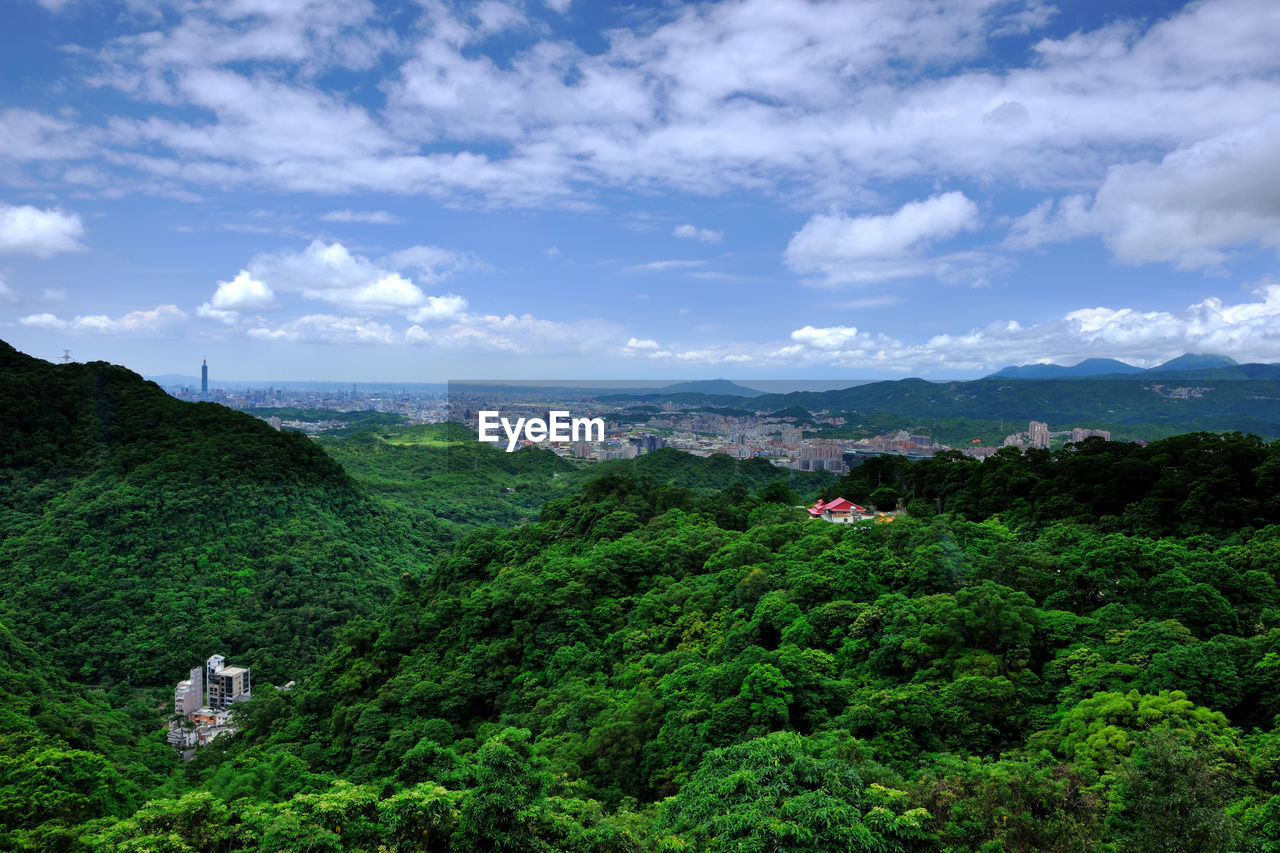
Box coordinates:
[807,497,869,523]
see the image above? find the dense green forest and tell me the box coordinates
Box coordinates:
[317,424,830,534]
[0,341,429,686]
[12,436,1280,849]
[246,408,408,434]
[7,339,1280,850]
[1,343,827,688]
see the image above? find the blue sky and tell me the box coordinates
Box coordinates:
[2,0,1279,382]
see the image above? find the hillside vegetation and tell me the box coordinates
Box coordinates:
[317,426,831,534]
[8,340,1280,850]
[0,341,431,685]
[66,434,1280,853]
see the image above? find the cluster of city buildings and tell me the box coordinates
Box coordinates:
[167,654,252,753]
[167,365,1115,469]
[1146,384,1210,400]
[450,391,1119,471]
[162,360,449,423]
[576,433,669,459]
[1001,421,1111,451]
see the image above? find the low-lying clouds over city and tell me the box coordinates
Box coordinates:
[2,0,1280,379]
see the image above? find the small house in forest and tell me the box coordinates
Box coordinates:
[807,497,869,523]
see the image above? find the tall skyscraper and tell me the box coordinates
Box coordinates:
[201,359,208,399]
[1029,420,1050,448]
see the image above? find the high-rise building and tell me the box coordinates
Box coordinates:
[174,665,202,717]
[206,654,251,707]
[1028,420,1050,448]
[201,359,208,399]
[628,435,665,454]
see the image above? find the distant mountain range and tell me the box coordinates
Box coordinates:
[651,379,765,397]
[585,355,1280,438]
[987,353,1243,379]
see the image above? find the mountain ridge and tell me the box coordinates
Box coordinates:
[988,352,1243,379]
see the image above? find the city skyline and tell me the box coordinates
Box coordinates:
[2,0,1280,381]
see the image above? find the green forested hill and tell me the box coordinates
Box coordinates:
[0,338,833,688]
[10,337,1280,851]
[317,427,831,533]
[0,622,176,847]
[597,372,1280,439]
[94,439,1280,852]
[0,341,427,685]
[750,376,1280,436]
[817,431,1280,537]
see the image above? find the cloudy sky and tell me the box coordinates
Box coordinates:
[2,0,1279,382]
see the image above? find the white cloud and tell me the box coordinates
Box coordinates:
[916,287,1280,368]
[235,305,614,354]
[0,203,86,257]
[430,313,619,354]
[196,304,240,324]
[3,0,1269,266]
[247,240,428,312]
[625,337,660,349]
[624,259,707,273]
[0,109,95,162]
[790,192,979,261]
[344,274,425,309]
[321,209,403,224]
[0,276,15,303]
[383,244,487,282]
[790,325,860,348]
[213,240,483,326]
[20,304,187,335]
[622,284,1280,372]
[785,192,982,284]
[5,0,1280,289]
[247,314,400,345]
[95,0,392,79]
[673,223,723,244]
[991,1,1057,37]
[474,1,527,35]
[197,269,276,323]
[212,270,275,310]
[406,294,468,323]
[838,295,903,309]
[1007,117,1280,269]
[19,312,65,330]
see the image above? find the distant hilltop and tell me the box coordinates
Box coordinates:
[988,353,1241,379]
[658,379,765,397]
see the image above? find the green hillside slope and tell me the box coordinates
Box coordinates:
[0,621,179,850]
[749,376,1280,434]
[123,442,1280,851]
[0,341,425,685]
